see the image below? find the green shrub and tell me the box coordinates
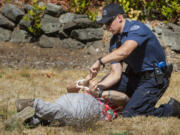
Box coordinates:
[70,0,99,22]
[70,0,89,14]
[7,0,11,3]
[87,10,98,22]
[161,0,180,20]
[117,0,180,21]
[78,0,179,21]
[23,0,45,37]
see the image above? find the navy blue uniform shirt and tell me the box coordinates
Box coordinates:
[109,19,166,73]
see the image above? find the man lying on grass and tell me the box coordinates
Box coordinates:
[67,74,130,120]
[7,74,129,128]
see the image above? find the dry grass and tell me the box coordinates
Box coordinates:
[0,68,180,135]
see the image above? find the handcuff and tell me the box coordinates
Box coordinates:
[76,80,104,98]
[76,80,89,91]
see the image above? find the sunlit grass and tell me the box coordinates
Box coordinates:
[0,68,180,135]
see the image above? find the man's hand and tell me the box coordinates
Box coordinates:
[90,60,101,78]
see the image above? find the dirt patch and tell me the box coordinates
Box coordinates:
[0,42,102,70]
[0,41,180,72]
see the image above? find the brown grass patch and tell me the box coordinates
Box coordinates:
[0,68,180,135]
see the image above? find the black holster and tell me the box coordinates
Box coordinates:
[164,64,173,78]
[154,64,173,86]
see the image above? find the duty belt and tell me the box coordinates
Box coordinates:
[126,69,155,80]
[137,70,155,80]
[126,64,173,80]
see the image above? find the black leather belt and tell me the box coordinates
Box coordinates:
[138,70,155,80]
[126,69,155,80]
[125,64,173,81]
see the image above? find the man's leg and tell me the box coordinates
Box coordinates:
[15,98,66,126]
[122,78,173,117]
[33,98,65,122]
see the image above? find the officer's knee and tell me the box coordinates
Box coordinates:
[122,111,133,117]
[122,108,137,117]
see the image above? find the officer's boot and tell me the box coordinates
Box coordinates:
[16,99,34,112]
[168,98,180,118]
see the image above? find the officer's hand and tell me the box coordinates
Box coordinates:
[90,61,101,78]
[89,79,98,91]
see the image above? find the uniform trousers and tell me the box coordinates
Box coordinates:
[106,73,173,117]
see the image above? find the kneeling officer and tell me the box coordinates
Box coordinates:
[90,3,180,118]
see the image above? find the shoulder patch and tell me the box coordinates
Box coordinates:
[129,25,140,31]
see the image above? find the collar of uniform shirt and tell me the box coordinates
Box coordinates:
[121,19,131,34]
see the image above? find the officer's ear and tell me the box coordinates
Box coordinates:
[117,14,123,23]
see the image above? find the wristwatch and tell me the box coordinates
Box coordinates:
[98,57,105,68]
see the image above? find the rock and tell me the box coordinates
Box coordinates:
[10,29,32,43]
[63,18,100,33]
[41,14,61,35]
[87,40,104,55]
[87,40,104,48]
[37,35,62,48]
[24,4,33,13]
[87,45,98,55]
[38,2,45,7]
[162,28,173,33]
[158,38,166,49]
[178,18,180,25]
[45,3,65,17]
[61,38,85,49]
[62,22,77,34]
[70,28,103,42]
[59,27,68,38]
[162,31,180,52]
[145,23,153,31]
[153,26,162,35]
[0,13,15,30]
[1,4,24,23]
[153,28,171,48]
[153,26,163,40]
[73,18,99,28]
[59,13,87,24]
[0,28,12,42]
[167,23,180,32]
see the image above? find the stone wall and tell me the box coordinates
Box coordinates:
[0,3,180,50]
[146,22,180,52]
[0,3,103,49]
